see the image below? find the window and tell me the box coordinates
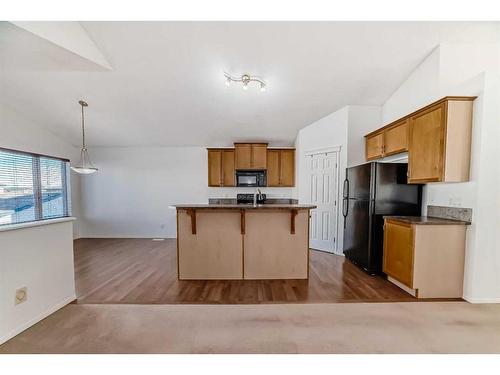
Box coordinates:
[0,148,71,226]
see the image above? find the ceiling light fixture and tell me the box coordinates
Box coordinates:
[71,100,98,175]
[224,72,266,92]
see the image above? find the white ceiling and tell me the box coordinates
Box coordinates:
[0,21,498,147]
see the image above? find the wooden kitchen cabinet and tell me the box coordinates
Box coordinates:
[267,149,295,187]
[383,217,467,298]
[364,97,475,184]
[234,143,268,170]
[365,132,384,160]
[384,119,408,156]
[408,99,473,183]
[207,148,235,187]
[365,120,408,161]
[383,220,414,287]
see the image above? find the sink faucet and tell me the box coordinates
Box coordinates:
[253,188,262,207]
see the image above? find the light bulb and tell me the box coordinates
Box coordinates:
[225,77,231,87]
[243,82,249,90]
[260,83,266,92]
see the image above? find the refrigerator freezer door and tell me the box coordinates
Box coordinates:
[373,163,422,215]
[346,163,373,200]
[343,198,370,270]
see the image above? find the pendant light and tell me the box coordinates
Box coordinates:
[71,100,98,174]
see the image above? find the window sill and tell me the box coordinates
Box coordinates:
[0,217,76,233]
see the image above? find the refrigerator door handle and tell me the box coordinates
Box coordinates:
[342,198,348,218]
[343,179,349,199]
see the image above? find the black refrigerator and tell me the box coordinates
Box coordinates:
[342,162,422,275]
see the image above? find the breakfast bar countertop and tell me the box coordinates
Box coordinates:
[384,216,471,225]
[173,203,317,210]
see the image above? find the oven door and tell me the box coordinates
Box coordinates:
[236,173,258,187]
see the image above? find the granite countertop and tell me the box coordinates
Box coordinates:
[173,204,316,210]
[384,216,471,225]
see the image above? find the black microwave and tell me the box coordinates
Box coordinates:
[236,170,267,187]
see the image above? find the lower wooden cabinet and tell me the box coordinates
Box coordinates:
[383,218,467,298]
[383,220,413,287]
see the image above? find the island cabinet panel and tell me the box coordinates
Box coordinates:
[408,103,446,183]
[235,143,268,170]
[243,210,309,279]
[383,220,414,288]
[384,119,408,156]
[365,132,384,160]
[207,149,235,187]
[177,210,243,279]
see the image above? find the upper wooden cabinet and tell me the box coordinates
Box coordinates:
[364,96,475,184]
[234,143,268,170]
[384,119,409,156]
[365,132,384,160]
[365,119,408,161]
[267,149,295,187]
[207,149,235,187]
[408,99,473,183]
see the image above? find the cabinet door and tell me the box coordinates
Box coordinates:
[221,150,235,186]
[266,150,280,186]
[408,103,446,183]
[365,132,384,160]
[251,144,267,169]
[207,150,222,187]
[384,119,408,156]
[280,149,295,187]
[383,220,414,288]
[235,144,252,170]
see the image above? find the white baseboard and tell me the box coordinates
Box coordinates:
[0,294,76,345]
[463,296,500,304]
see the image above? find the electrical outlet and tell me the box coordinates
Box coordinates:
[15,287,27,305]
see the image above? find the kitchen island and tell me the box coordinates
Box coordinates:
[174,204,316,280]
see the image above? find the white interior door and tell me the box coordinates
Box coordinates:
[308,151,339,253]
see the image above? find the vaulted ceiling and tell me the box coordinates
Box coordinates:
[0,21,497,147]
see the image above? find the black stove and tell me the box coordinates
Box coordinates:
[237,193,266,204]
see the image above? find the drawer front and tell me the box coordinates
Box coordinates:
[383,220,414,288]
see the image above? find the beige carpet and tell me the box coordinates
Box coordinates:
[1,302,500,353]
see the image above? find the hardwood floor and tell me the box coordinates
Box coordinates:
[74,238,422,304]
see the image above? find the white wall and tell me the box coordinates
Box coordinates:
[295,107,349,253]
[79,146,295,238]
[0,102,83,238]
[381,42,500,302]
[347,105,382,167]
[0,220,76,344]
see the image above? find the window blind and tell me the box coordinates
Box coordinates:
[0,148,71,226]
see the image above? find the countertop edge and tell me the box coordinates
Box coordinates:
[172,204,316,210]
[383,215,471,225]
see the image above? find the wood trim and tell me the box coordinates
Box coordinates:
[364,96,477,138]
[290,209,298,234]
[176,210,180,280]
[240,209,245,235]
[186,209,197,234]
